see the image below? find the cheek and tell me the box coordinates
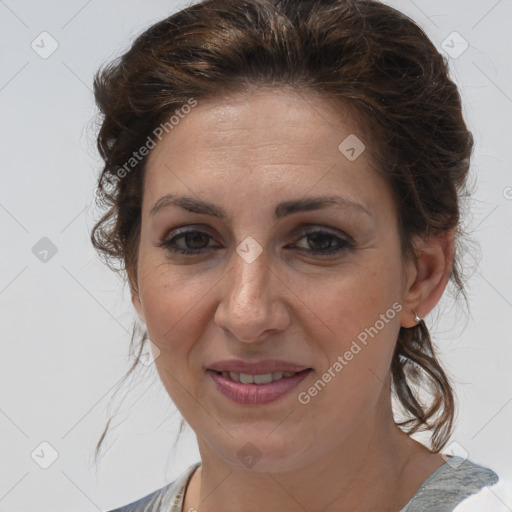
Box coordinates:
[138,267,210,411]
[293,261,402,397]
[138,261,208,352]
[294,264,402,342]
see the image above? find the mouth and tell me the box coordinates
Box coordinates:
[206,358,311,375]
[211,369,304,384]
[205,367,313,405]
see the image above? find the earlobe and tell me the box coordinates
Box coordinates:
[400,229,454,328]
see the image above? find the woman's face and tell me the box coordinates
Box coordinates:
[133,88,416,471]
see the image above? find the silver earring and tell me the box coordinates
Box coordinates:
[414,311,422,324]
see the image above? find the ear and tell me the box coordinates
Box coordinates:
[400,229,454,328]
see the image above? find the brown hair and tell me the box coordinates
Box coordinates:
[91,0,473,460]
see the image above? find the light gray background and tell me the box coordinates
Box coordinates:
[1,0,511,510]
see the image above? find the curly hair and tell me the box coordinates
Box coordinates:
[91,0,473,460]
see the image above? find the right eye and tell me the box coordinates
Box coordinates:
[159,229,218,256]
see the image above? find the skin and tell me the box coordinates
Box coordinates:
[131,88,453,512]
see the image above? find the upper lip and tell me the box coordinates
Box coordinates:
[207,359,312,374]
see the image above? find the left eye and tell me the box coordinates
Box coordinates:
[291,230,353,256]
[160,230,216,255]
[159,229,353,257]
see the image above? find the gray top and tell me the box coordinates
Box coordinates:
[106,455,499,512]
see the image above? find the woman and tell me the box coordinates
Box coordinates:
[91,0,500,510]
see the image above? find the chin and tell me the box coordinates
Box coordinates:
[212,429,314,473]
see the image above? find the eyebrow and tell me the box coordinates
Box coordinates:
[149,194,372,220]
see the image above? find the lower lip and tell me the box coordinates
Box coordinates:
[206,369,312,405]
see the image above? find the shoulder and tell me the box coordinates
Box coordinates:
[104,462,201,512]
[400,455,500,512]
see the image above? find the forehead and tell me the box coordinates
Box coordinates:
[143,88,391,217]
[148,87,362,159]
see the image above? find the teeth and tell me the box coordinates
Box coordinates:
[239,372,254,384]
[253,373,274,384]
[222,371,297,384]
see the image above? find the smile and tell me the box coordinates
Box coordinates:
[217,370,298,384]
[206,368,312,405]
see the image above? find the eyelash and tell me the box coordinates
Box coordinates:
[158,228,354,257]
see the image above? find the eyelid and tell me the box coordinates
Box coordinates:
[161,224,221,242]
[294,224,354,242]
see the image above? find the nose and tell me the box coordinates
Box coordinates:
[214,246,291,343]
